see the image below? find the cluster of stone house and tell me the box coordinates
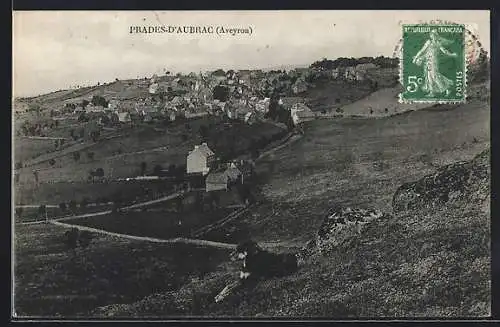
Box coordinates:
[58,67,320,128]
[331,63,379,81]
[185,142,254,193]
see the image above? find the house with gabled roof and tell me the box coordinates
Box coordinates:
[186,142,216,176]
[117,112,132,123]
[206,163,242,192]
[291,103,314,126]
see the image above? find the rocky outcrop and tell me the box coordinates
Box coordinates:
[301,206,388,256]
[392,149,490,213]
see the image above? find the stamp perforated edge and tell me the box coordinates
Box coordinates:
[398,23,468,104]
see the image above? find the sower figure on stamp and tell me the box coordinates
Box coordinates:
[412,29,458,97]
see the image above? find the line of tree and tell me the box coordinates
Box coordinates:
[310,56,399,70]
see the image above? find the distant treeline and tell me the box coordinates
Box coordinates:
[310,56,399,70]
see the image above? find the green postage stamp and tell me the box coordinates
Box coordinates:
[400,24,466,103]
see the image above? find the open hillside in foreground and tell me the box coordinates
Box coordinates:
[90,147,490,318]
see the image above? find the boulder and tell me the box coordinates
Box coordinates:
[302,206,386,256]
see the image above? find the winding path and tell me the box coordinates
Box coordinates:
[17,191,185,226]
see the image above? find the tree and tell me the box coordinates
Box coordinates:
[63,228,79,252]
[212,69,225,76]
[90,130,100,142]
[38,204,47,218]
[91,95,108,107]
[168,164,177,175]
[78,231,93,249]
[78,113,89,122]
[73,151,81,162]
[80,197,90,209]
[59,202,67,212]
[199,125,209,139]
[95,167,105,177]
[87,151,95,161]
[175,197,184,213]
[82,100,90,108]
[15,161,22,170]
[140,162,147,176]
[212,85,230,102]
[69,200,77,213]
[15,207,23,218]
[49,158,56,166]
[153,164,163,176]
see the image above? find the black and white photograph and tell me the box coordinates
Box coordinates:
[12,10,491,319]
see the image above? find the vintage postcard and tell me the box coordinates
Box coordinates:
[12,10,491,319]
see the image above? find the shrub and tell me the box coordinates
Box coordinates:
[63,228,79,250]
[140,162,147,176]
[68,200,77,213]
[73,152,81,162]
[153,164,163,176]
[80,197,90,209]
[38,204,46,217]
[59,202,67,212]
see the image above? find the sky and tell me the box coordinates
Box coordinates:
[13,10,490,97]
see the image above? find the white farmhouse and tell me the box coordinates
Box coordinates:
[186,142,216,176]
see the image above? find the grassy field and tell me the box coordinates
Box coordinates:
[13,223,230,318]
[14,138,60,163]
[14,206,63,223]
[194,97,490,256]
[14,118,285,204]
[303,80,375,112]
[14,179,177,206]
[197,98,488,246]
[63,206,236,240]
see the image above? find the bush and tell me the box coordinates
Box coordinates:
[49,159,56,166]
[68,200,77,213]
[87,152,95,160]
[80,197,90,208]
[59,202,67,212]
[15,162,22,170]
[95,168,105,177]
[38,204,46,217]
[63,228,79,250]
[153,164,163,176]
[15,207,23,218]
[73,152,81,162]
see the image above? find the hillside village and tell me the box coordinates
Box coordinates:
[12,51,491,318]
[13,56,406,205]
